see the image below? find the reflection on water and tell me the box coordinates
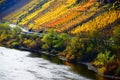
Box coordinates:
[0,47,90,80]
[64,62,96,79]
[30,52,117,80]
[0,47,117,80]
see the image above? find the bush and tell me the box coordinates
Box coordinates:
[93,50,115,67]
[42,30,70,51]
[11,42,20,48]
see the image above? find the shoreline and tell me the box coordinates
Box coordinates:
[2,45,120,80]
[0,21,120,79]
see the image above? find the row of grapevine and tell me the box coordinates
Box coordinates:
[27,0,77,30]
[18,0,54,26]
[3,0,43,23]
[3,0,118,35]
[71,10,120,34]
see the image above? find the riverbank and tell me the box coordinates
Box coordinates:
[0,23,120,79]
[1,45,120,80]
[0,46,90,80]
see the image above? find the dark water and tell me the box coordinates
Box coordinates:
[30,53,117,80]
[0,47,91,80]
[0,47,118,80]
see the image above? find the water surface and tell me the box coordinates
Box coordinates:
[0,47,90,80]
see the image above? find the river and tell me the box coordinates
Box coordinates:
[0,47,117,80]
[0,47,91,80]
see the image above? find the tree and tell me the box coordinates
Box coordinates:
[11,26,22,38]
[41,29,57,50]
[113,27,120,61]
[42,30,70,52]
[113,27,120,46]
[0,23,10,34]
[55,33,70,50]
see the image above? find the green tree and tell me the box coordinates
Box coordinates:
[113,27,120,64]
[41,29,57,50]
[0,23,10,34]
[113,27,120,46]
[11,27,22,37]
[54,33,70,50]
[93,50,115,66]
[42,30,70,52]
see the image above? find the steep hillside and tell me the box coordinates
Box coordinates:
[0,0,4,4]
[0,0,18,12]
[0,0,120,78]
[1,0,120,34]
[0,0,30,19]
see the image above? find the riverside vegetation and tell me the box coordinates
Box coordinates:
[0,22,120,78]
[0,0,120,79]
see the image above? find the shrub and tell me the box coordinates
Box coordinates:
[93,50,115,67]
